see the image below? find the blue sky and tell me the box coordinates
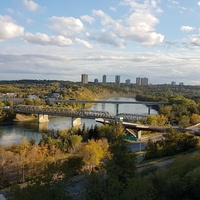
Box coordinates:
[1,0,200,85]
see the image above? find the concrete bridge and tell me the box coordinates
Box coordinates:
[95,118,170,139]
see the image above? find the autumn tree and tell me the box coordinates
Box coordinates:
[190,113,200,125]
[80,139,109,171]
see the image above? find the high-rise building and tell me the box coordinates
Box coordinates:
[141,77,148,85]
[136,77,148,85]
[115,75,120,85]
[136,77,141,85]
[125,79,131,85]
[102,75,106,83]
[81,74,88,84]
[94,78,98,83]
[179,82,184,86]
[171,81,176,85]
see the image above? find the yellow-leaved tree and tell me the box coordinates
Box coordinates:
[80,139,110,171]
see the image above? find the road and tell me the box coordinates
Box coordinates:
[127,133,163,152]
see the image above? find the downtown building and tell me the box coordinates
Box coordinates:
[81,74,88,84]
[136,77,148,85]
[115,75,120,85]
[102,75,106,83]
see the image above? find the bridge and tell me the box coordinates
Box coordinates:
[54,99,169,115]
[95,118,170,139]
[12,105,148,126]
[12,99,169,127]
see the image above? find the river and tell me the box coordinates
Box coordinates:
[0,97,157,146]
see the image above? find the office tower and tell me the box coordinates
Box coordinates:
[136,77,148,85]
[115,75,120,85]
[102,75,106,83]
[136,77,141,85]
[141,77,148,85]
[81,74,88,84]
[171,81,176,85]
[125,79,131,85]
[94,78,98,83]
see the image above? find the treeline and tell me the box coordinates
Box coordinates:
[137,91,200,127]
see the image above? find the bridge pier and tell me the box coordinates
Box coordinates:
[38,114,49,123]
[71,117,82,127]
[136,130,142,140]
[81,103,86,110]
[116,104,119,115]
[148,106,151,115]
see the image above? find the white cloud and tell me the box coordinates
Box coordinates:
[180,26,195,32]
[23,32,73,46]
[49,16,84,38]
[119,1,164,45]
[93,10,118,26]
[88,29,126,48]
[198,2,200,6]
[184,34,200,49]
[125,12,158,29]
[1,47,200,84]
[75,38,93,48]
[92,0,164,47]
[23,0,39,11]
[80,15,95,24]
[0,15,24,41]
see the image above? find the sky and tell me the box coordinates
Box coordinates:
[1,0,200,85]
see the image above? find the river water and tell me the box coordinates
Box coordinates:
[0,97,157,146]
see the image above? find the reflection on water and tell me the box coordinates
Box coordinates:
[0,124,43,146]
[0,97,157,146]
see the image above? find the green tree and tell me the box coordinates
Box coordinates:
[106,141,136,183]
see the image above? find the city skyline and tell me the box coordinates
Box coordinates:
[1,1,200,85]
[83,74,150,85]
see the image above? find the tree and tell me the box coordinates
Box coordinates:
[80,139,109,171]
[17,138,31,182]
[145,139,159,159]
[190,113,200,125]
[68,135,82,153]
[106,141,136,183]
[61,156,84,178]
[178,115,190,128]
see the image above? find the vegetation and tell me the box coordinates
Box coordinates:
[0,81,200,199]
[0,121,198,199]
[145,129,198,159]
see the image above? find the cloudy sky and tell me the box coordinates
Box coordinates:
[1,0,200,85]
